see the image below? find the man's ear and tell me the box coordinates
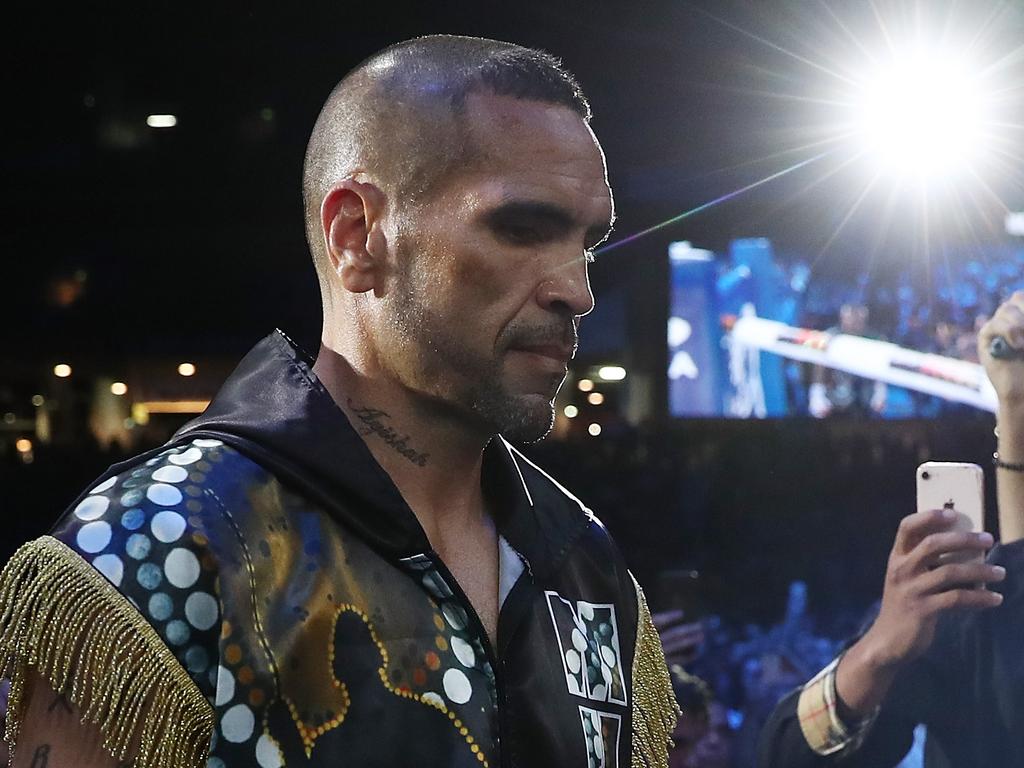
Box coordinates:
[320,180,387,294]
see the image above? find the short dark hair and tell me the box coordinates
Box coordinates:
[302,35,592,288]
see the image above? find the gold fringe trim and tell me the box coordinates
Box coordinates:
[0,535,214,768]
[629,573,681,768]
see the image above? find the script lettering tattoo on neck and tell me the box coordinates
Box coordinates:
[348,399,429,467]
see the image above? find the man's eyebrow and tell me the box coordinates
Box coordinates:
[483,200,575,228]
[483,200,616,249]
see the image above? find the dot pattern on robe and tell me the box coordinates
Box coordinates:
[54,437,499,767]
[56,439,226,715]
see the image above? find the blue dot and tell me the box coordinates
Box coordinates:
[186,645,209,674]
[137,562,163,590]
[148,592,173,621]
[166,619,191,646]
[126,533,152,560]
[120,489,144,508]
[121,508,145,530]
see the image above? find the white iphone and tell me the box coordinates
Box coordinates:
[916,462,986,567]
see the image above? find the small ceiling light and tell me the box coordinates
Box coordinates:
[178,362,196,377]
[3,413,15,424]
[577,378,594,392]
[587,392,605,405]
[588,423,602,436]
[15,438,32,453]
[146,114,178,128]
[110,382,128,396]
[53,363,72,378]
[31,395,45,407]
[598,366,627,381]
[564,405,579,418]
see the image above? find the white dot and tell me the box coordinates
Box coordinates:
[169,447,203,466]
[74,496,109,521]
[185,592,219,630]
[152,465,188,484]
[193,439,223,448]
[215,666,235,706]
[592,683,607,700]
[580,603,595,621]
[221,704,255,743]
[165,548,200,588]
[147,483,183,507]
[594,732,605,760]
[92,554,123,586]
[151,510,187,543]
[567,676,582,696]
[601,645,617,667]
[89,476,117,495]
[442,603,467,631]
[450,636,475,668]
[571,628,587,653]
[442,668,472,705]
[565,649,581,674]
[256,734,283,768]
[77,521,112,554]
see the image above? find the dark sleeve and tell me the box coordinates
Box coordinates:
[757,685,916,768]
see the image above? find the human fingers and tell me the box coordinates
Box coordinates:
[909,529,993,570]
[916,561,1005,596]
[895,509,960,555]
[924,584,1004,612]
[980,306,1024,351]
[651,608,686,630]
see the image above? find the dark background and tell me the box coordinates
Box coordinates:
[3,0,1022,626]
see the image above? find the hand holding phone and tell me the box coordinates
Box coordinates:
[916,462,985,569]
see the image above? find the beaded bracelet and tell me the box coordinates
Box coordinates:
[993,452,1024,472]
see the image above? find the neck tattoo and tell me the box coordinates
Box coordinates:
[348,399,430,467]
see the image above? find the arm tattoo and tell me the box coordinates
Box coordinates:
[29,744,50,768]
[347,400,429,467]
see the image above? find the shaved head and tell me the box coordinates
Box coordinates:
[302,35,591,292]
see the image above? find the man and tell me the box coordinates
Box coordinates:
[808,303,888,418]
[758,293,1024,766]
[0,36,678,768]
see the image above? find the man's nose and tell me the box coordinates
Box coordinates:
[536,254,595,317]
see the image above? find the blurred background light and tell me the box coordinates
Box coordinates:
[53,364,71,378]
[110,381,128,396]
[588,423,602,436]
[146,114,178,128]
[598,366,627,381]
[850,46,993,181]
[587,392,605,405]
[577,378,594,392]
[564,404,579,418]
[177,362,196,377]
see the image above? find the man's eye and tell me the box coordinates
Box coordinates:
[498,224,542,244]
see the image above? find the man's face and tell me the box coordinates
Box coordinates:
[377,92,614,442]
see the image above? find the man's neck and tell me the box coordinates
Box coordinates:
[311,343,492,544]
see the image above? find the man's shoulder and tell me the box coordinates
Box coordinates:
[505,443,627,577]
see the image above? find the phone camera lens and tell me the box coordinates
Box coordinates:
[921,471,930,480]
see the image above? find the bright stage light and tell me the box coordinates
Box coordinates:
[852,46,993,181]
[147,114,178,128]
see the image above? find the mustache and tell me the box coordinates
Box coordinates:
[500,322,579,355]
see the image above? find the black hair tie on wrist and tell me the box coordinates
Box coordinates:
[994,452,1024,472]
